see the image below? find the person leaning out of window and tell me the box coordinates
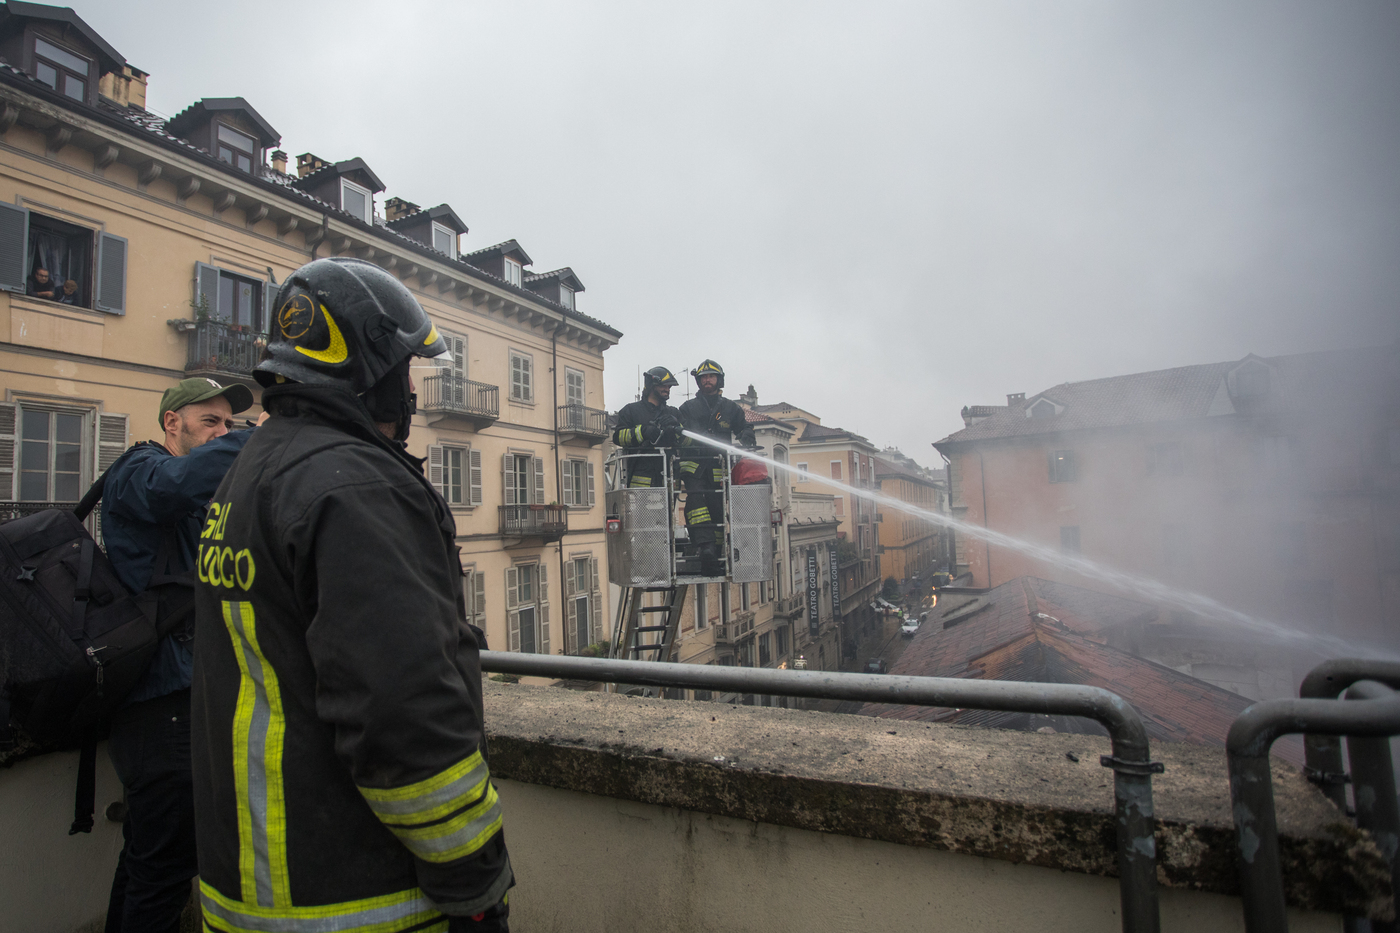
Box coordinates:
[26,266,56,300]
[58,279,80,305]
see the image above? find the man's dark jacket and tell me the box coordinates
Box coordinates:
[191,383,511,931]
[612,397,682,454]
[679,393,755,450]
[102,431,253,703]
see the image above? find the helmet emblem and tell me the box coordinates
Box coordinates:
[294,303,349,365]
[279,293,316,339]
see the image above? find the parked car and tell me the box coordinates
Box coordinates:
[900,617,921,637]
[865,658,888,674]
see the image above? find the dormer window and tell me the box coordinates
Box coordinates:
[34,37,91,102]
[340,178,372,223]
[504,257,522,287]
[432,222,458,260]
[216,124,256,174]
[559,285,575,310]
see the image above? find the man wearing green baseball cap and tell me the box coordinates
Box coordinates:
[99,376,265,932]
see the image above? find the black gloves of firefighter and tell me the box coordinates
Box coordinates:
[447,897,509,933]
[641,423,665,447]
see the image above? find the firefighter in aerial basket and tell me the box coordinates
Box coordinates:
[612,366,686,488]
[192,258,513,933]
[679,359,756,576]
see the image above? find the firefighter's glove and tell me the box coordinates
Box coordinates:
[641,423,665,447]
[447,897,510,933]
[659,425,684,447]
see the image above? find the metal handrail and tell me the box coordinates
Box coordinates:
[420,373,500,419]
[1298,660,1400,809]
[0,501,78,522]
[480,651,1163,933]
[184,320,265,375]
[1227,688,1400,932]
[556,403,608,436]
[498,504,568,537]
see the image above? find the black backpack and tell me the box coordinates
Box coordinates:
[0,459,191,834]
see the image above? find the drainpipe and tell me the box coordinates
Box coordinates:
[551,322,566,654]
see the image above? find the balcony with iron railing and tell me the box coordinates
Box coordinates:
[420,373,500,429]
[173,319,266,386]
[556,403,608,445]
[498,504,568,541]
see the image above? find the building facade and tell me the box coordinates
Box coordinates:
[934,348,1400,653]
[872,454,943,584]
[0,4,621,660]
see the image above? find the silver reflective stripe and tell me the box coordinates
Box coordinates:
[228,600,278,909]
[362,759,489,820]
[201,889,441,933]
[401,792,503,859]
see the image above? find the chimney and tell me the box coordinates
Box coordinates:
[1007,393,1026,406]
[384,197,421,223]
[296,153,326,178]
[96,64,149,110]
[270,150,288,174]
[738,384,758,407]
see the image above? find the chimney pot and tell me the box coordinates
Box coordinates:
[270,150,288,174]
[296,152,326,178]
[1007,393,1026,405]
[384,197,421,223]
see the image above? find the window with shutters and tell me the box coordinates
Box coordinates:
[565,554,603,654]
[509,350,533,402]
[565,369,585,407]
[20,211,93,308]
[429,444,482,507]
[1,402,126,504]
[506,562,550,655]
[503,453,544,505]
[463,566,486,628]
[560,458,595,509]
[194,263,266,331]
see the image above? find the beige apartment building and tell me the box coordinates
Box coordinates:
[0,3,620,658]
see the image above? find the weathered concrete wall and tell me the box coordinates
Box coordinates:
[0,744,124,933]
[497,777,1340,933]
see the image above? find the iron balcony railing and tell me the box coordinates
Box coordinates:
[420,373,500,421]
[0,501,77,522]
[185,320,265,376]
[480,652,1165,933]
[498,504,567,538]
[556,403,608,438]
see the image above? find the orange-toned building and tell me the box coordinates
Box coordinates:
[872,454,944,584]
[933,347,1400,652]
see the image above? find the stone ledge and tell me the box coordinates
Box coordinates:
[483,682,1391,919]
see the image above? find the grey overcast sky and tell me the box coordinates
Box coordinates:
[92,2,1400,463]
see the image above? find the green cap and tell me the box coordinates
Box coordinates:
[158,377,254,427]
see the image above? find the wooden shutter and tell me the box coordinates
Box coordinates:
[539,593,550,655]
[521,356,532,400]
[586,461,596,508]
[473,569,486,619]
[195,262,221,320]
[95,412,128,477]
[532,457,545,505]
[427,445,444,497]
[263,276,276,333]
[0,202,28,293]
[502,453,516,506]
[449,333,466,381]
[560,459,574,506]
[565,590,577,653]
[506,566,520,651]
[0,401,15,499]
[463,569,476,623]
[468,449,482,505]
[565,559,578,599]
[590,556,603,644]
[95,233,128,314]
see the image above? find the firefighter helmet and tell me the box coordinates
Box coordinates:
[254,258,450,393]
[691,359,725,390]
[643,366,679,391]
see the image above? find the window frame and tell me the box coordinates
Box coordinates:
[565,368,585,407]
[32,36,92,103]
[560,457,595,509]
[17,404,88,502]
[215,123,257,174]
[509,350,534,403]
[431,221,458,260]
[507,561,550,655]
[503,257,523,287]
[1048,449,1078,484]
[559,284,575,310]
[339,178,373,224]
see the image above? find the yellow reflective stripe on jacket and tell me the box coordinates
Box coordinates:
[712,468,725,483]
[380,782,504,864]
[687,507,711,524]
[222,600,291,910]
[358,751,490,825]
[358,753,504,864]
[678,460,698,474]
[201,880,447,933]
[628,475,652,487]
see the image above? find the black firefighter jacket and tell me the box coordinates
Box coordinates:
[192,383,512,933]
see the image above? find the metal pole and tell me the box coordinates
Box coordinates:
[1299,660,1400,810]
[1346,681,1400,933]
[1228,692,1400,933]
[480,652,1162,933]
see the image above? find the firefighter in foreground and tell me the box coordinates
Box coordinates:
[192,258,513,932]
[612,366,685,487]
[678,360,755,575]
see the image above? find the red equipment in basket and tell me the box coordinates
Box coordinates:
[731,458,769,485]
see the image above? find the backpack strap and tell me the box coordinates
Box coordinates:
[67,731,97,835]
[73,471,108,522]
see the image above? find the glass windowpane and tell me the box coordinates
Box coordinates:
[56,413,81,443]
[54,471,79,501]
[219,277,235,322]
[63,74,84,100]
[217,124,255,153]
[237,282,254,327]
[519,606,536,653]
[35,61,56,88]
[22,410,50,440]
[20,471,47,501]
[237,154,251,173]
[36,38,89,74]
[21,440,48,471]
[218,146,234,165]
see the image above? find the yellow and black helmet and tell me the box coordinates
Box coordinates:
[691,359,725,390]
[255,258,450,393]
[643,366,679,391]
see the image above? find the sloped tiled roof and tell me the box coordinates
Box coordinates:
[796,423,869,443]
[872,455,940,486]
[936,345,1400,446]
[862,577,1287,754]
